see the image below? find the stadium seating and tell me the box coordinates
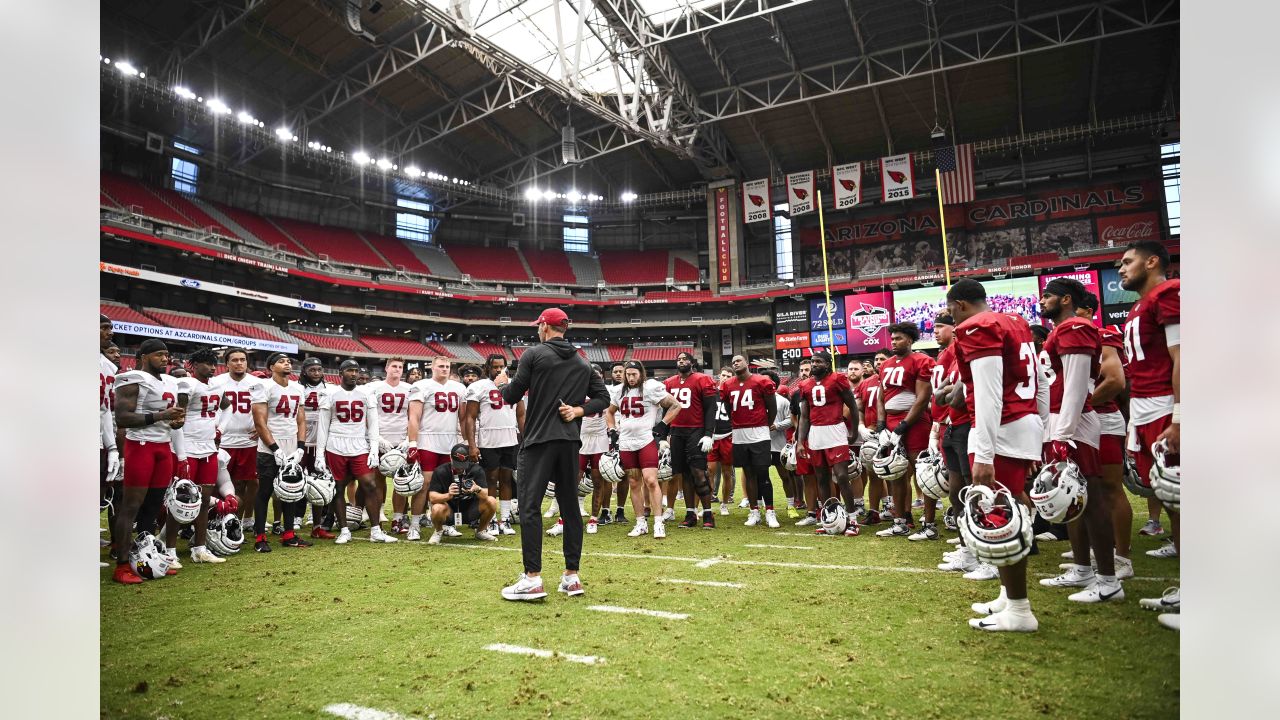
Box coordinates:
[437,341,484,362]
[630,346,694,362]
[359,335,437,359]
[151,188,239,238]
[521,249,578,285]
[470,342,509,362]
[644,290,713,302]
[141,308,238,336]
[444,245,530,283]
[598,250,671,285]
[510,345,531,359]
[672,256,700,283]
[286,331,369,354]
[101,300,157,326]
[101,192,118,208]
[219,320,297,343]
[583,346,611,363]
[213,204,313,256]
[606,345,627,362]
[101,173,195,228]
[410,244,462,278]
[269,217,390,269]
[361,233,434,275]
[567,253,603,286]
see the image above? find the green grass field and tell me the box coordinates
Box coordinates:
[101,479,1179,720]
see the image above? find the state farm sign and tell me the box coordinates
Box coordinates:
[1095,212,1160,246]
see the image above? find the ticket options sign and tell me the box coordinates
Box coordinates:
[843,290,894,352]
[1039,270,1101,324]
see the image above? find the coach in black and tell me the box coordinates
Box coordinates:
[496,307,610,601]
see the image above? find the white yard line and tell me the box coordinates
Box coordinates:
[585,605,689,620]
[483,642,604,665]
[744,543,815,550]
[323,703,420,720]
[659,578,745,588]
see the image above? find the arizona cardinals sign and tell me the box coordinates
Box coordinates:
[741,178,772,224]
[787,170,815,216]
[832,162,862,210]
[880,153,915,202]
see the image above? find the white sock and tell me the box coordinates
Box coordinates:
[1006,597,1032,614]
[500,500,512,519]
[548,499,559,513]
[1073,564,1093,574]
[409,514,418,527]
[1098,574,1117,585]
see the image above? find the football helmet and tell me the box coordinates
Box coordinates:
[1030,460,1088,523]
[378,448,407,477]
[164,478,203,525]
[818,497,849,536]
[859,433,881,467]
[657,441,672,482]
[872,439,909,482]
[343,507,367,530]
[1149,438,1180,512]
[578,472,594,497]
[915,449,948,501]
[1122,452,1154,498]
[391,462,424,497]
[598,450,626,485]
[958,484,1034,568]
[304,469,337,507]
[207,514,244,556]
[129,532,171,579]
[780,442,797,471]
[273,459,307,503]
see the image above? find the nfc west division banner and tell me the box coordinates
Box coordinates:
[741,178,772,224]
[880,153,915,202]
[832,162,862,210]
[111,321,298,353]
[787,171,815,216]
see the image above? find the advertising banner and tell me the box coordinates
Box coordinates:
[809,296,846,334]
[1102,303,1133,327]
[787,171,815,216]
[774,299,810,334]
[721,327,733,356]
[832,162,862,210]
[1095,211,1160,246]
[775,332,809,350]
[880,153,915,202]
[741,178,772,224]
[110,321,298,353]
[803,344,847,357]
[1039,270,1101,324]
[715,187,732,285]
[843,290,894,352]
[808,329,847,352]
[1100,267,1141,304]
[100,261,332,313]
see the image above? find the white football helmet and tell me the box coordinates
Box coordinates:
[207,514,243,556]
[656,441,672,482]
[872,440,909,482]
[914,449,948,501]
[780,442,797,471]
[273,460,307,503]
[1030,460,1088,524]
[129,532,171,579]
[1122,452,1154,498]
[164,478,203,525]
[392,462,424,497]
[958,484,1034,568]
[578,472,594,497]
[304,469,337,507]
[1149,439,1180,511]
[378,449,407,477]
[859,433,881,467]
[818,497,849,535]
[598,450,626,485]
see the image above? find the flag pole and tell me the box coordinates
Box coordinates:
[935,167,953,288]
[817,189,837,358]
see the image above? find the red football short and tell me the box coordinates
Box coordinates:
[794,439,814,476]
[1132,415,1173,482]
[1099,434,1124,466]
[808,443,852,468]
[708,436,733,465]
[123,439,174,489]
[579,452,603,473]
[418,451,450,473]
[968,453,1032,497]
[1070,442,1102,478]
[887,411,931,455]
[184,454,218,486]
[619,441,659,471]
[327,451,372,482]
[222,446,258,481]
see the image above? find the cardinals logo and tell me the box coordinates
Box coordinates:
[851,302,889,338]
[748,194,764,207]
[886,170,907,184]
[792,188,808,200]
[839,179,857,192]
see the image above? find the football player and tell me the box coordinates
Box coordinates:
[317,359,392,544]
[947,280,1046,632]
[790,359,818,524]
[721,355,780,528]
[874,324,935,537]
[608,362,630,520]
[463,354,524,535]
[365,357,413,533]
[173,348,226,564]
[297,357,334,537]
[111,339,185,583]
[607,360,681,538]
[914,315,956,541]
[250,353,309,552]
[210,348,263,526]
[854,354,887,523]
[99,316,120,553]
[1119,241,1181,630]
[460,364,482,386]
[581,365,613,533]
[406,366,423,384]
[937,318,983,573]
[797,351,861,535]
[768,371,797,518]
[708,367,735,515]
[663,351,719,529]
[407,356,467,538]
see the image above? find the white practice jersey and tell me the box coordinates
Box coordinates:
[770,393,792,452]
[411,378,466,454]
[300,382,328,447]
[100,354,117,449]
[114,371,179,443]
[177,376,219,457]
[580,398,609,455]
[251,378,305,454]
[321,385,375,456]
[209,373,262,448]
[365,379,412,443]
[466,378,519,449]
[609,379,670,452]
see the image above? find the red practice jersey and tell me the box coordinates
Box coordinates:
[1043,317,1101,415]
[804,372,852,427]
[879,352,935,412]
[720,373,776,429]
[930,345,954,424]
[1124,279,1179,399]
[935,345,970,426]
[1091,325,1125,414]
[954,312,1040,426]
[664,372,718,428]
[854,375,881,428]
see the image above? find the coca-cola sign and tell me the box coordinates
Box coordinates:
[1095,212,1160,245]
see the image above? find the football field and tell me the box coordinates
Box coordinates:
[101,483,1179,719]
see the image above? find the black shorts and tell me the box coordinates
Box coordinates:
[732,439,772,468]
[447,497,482,526]
[942,423,972,480]
[480,445,519,471]
[669,426,707,474]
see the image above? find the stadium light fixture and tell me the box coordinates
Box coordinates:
[115,61,139,77]
[621,192,638,202]
[102,57,110,64]
[274,127,294,141]
[376,158,393,171]
[405,166,422,178]
[567,189,581,203]
[524,188,540,201]
[542,190,555,201]
[352,151,371,165]
[207,98,231,115]
[173,86,196,100]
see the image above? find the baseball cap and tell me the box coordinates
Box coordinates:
[530,307,569,326]
[449,443,471,471]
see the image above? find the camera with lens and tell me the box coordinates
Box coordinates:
[456,473,476,496]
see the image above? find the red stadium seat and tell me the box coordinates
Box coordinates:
[287,331,368,354]
[151,188,239,239]
[671,256,700,283]
[598,250,672,285]
[100,301,157,326]
[270,217,390,269]
[444,245,530,283]
[141,308,238,336]
[100,173,196,228]
[644,290,712,302]
[362,233,433,275]
[606,345,627,362]
[219,320,296,344]
[521,249,578,285]
[470,342,510,363]
[213,204,313,256]
[630,346,694,363]
[359,335,436,359]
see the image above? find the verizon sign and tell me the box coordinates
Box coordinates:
[1095,212,1160,246]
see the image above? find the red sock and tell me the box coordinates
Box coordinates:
[282,530,295,540]
[765,505,774,511]
[255,534,266,543]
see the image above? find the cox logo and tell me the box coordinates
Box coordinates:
[180,278,201,288]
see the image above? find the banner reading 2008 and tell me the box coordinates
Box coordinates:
[741,178,772,224]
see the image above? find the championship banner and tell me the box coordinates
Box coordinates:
[1039,270,1101,324]
[843,290,894,352]
[721,328,734,356]
[880,153,915,202]
[715,187,732,284]
[110,321,298,353]
[100,261,332,313]
[832,162,862,210]
[787,171,815,216]
[742,178,772,224]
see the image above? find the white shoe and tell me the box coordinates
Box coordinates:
[1157,613,1180,631]
[1146,541,1178,558]
[558,573,585,596]
[946,537,961,545]
[963,563,999,581]
[544,501,558,518]
[443,525,462,537]
[969,608,1038,632]
[427,531,442,544]
[1139,587,1180,612]
[165,552,183,570]
[907,523,939,541]
[336,527,352,544]
[719,503,730,516]
[475,529,497,542]
[1034,531,1058,542]
[190,546,225,564]
[1068,580,1125,603]
[407,525,421,541]
[744,509,761,527]
[293,519,302,531]
[1114,555,1134,580]
[587,519,598,534]
[99,561,109,567]
[738,498,750,509]
[1040,565,1096,588]
[662,507,675,522]
[501,573,548,601]
[795,516,817,527]
[938,549,978,572]
[764,509,780,528]
[875,519,911,537]
[499,520,516,536]
[654,520,667,539]
[370,526,398,543]
[971,589,1008,615]
[547,521,564,537]
[627,520,649,537]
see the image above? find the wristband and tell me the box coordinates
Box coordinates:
[268,442,280,453]
[408,440,418,449]
[144,412,154,425]
[1171,403,1180,424]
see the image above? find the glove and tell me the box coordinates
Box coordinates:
[608,428,620,451]
[377,437,394,454]
[406,446,420,466]
[273,447,289,465]
[288,448,304,465]
[112,459,125,482]
[367,446,379,470]
[1044,440,1072,464]
[314,454,329,478]
[698,435,714,453]
[652,421,670,443]
[105,449,120,478]
[858,427,872,443]
[396,439,410,453]
[216,495,240,515]
[176,460,191,481]
[928,435,940,453]
[659,439,670,452]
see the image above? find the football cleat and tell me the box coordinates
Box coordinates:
[1146,540,1178,558]
[938,548,978,572]
[907,522,939,541]
[968,608,1038,633]
[875,518,911,537]
[764,509,780,528]
[406,525,420,542]
[1040,566,1096,588]
[499,520,516,535]
[654,520,667,539]
[335,527,352,544]
[190,546,225,564]
[1068,580,1126,604]
[427,531,442,545]
[280,535,312,548]
[744,509,761,527]
[627,520,649,537]
[586,519,598,534]
[547,520,564,537]
[475,529,497,542]
[1138,519,1164,536]
[796,515,818,527]
[1157,614,1180,631]
[962,563,999,581]
[442,525,462,537]
[369,526,398,543]
[1139,587,1180,612]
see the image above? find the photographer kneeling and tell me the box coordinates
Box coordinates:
[427,444,498,544]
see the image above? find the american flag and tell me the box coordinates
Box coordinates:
[935,143,975,205]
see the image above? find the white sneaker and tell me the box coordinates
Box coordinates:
[938,549,978,572]
[475,529,497,542]
[1157,613,1180,631]
[558,573,585,596]
[407,524,421,541]
[907,523,939,541]
[1068,580,1125,603]
[190,546,225,564]
[1139,587,1180,612]
[1146,541,1178,558]
[719,502,730,516]
[627,520,649,537]
[427,531,442,544]
[293,519,302,531]
[662,507,675,522]
[547,521,564,537]
[796,515,817,527]
[969,608,1038,632]
[1115,555,1134,580]
[336,527,352,544]
[744,509,761,527]
[738,498,750,509]
[443,525,462,537]
[875,519,911,537]
[586,519,598,534]
[501,573,548,601]
[499,520,516,536]
[946,536,961,545]
[963,563,999,581]
[764,509,780,528]
[654,520,667,539]
[1040,565,1096,588]
[370,526,398,543]
[165,552,183,570]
